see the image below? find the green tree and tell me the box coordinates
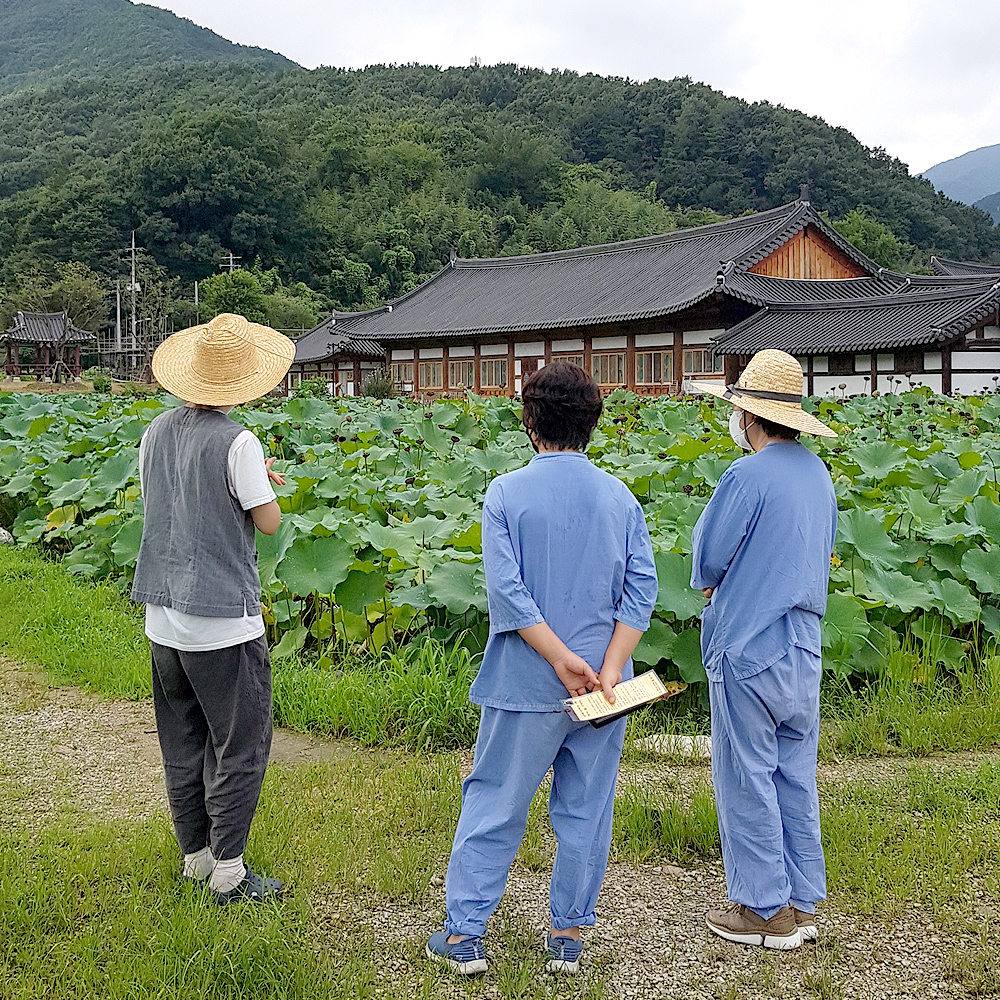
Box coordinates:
[199,270,267,323]
[831,208,925,273]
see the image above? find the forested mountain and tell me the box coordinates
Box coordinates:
[975,190,1000,225]
[0,0,294,94]
[922,143,1000,206]
[1,57,999,332]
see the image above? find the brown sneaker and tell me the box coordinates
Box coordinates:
[792,907,818,942]
[705,903,802,949]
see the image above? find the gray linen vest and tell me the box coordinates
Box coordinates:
[131,406,262,617]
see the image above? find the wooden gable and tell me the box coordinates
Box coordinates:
[750,226,868,280]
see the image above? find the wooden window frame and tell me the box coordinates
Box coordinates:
[390,362,413,387]
[552,353,584,368]
[448,359,475,389]
[635,349,674,385]
[481,358,509,389]
[418,360,443,389]
[592,352,626,387]
[682,347,724,376]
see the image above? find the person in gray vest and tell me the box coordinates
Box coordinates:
[132,312,294,904]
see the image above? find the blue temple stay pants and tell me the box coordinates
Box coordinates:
[709,645,826,920]
[444,706,626,938]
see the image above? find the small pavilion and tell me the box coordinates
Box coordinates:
[2,311,96,381]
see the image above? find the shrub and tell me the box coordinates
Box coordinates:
[293,376,329,398]
[360,367,396,399]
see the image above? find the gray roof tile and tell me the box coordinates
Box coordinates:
[714,280,1000,355]
[2,311,95,344]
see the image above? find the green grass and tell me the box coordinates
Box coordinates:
[825,642,1000,757]
[273,640,480,750]
[0,544,149,698]
[0,753,612,999]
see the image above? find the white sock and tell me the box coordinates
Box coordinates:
[183,846,215,880]
[210,855,247,893]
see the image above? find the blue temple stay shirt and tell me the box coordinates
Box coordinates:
[470,452,658,712]
[690,440,837,682]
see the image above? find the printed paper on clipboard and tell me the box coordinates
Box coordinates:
[564,671,687,728]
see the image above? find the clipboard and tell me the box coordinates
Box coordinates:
[563,671,688,728]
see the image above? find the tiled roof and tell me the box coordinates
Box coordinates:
[720,267,997,306]
[294,320,385,363]
[714,279,1000,355]
[2,311,96,344]
[930,256,1000,277]
[294,201,880,361]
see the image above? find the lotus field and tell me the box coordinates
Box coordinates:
[2,387,1000,692]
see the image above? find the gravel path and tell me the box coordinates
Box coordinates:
[0,656,992,998]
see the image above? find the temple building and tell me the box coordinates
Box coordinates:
[2,311,96,381]
[289,198,1000,397]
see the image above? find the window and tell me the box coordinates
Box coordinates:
[390,362,413,387]
[635,350,674,385]
[449,360,475,389]
[481,358,508,389]
[418,361,443,389]
[827,355,854,376]
[552,354,584,368]
[592,352,626,386]
[683,348,724,375]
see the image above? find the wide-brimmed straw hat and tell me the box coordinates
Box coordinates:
[698,349,836,438]
[152,313,295,406]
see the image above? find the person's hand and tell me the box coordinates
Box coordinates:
[265,457,286,487]
[553,652,600,698]
[702,587,714,600]
[597,662,623,704]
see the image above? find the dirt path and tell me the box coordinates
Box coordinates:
[0,656,990,998]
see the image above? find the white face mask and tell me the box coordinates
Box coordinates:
[729,409,752,452]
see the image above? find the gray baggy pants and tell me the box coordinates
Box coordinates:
[151,636,273,861]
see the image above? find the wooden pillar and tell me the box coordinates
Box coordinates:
[870,353,878,395]
[625,329,636,392]
[507,339,515,397]
[353,359,362,395]
[674,331,684,390]
[584,337,593,380]
[544,338,552,365]
[723,353,739,387]
[807,355,815,397]
[942,344,952,396]
[74,345,81,376]
[4,340,11,377]
[474,343,481,393]
[442,345,450,392]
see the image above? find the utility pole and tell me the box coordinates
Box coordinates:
[194,280,200,325]
[130,232,139,349]
[220,252,241,273]
[115,281,122,351]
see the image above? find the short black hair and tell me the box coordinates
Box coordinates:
[754,414,800,440]
[521,361,603,451]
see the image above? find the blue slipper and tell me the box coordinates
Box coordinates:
[213,867,284,906]
[546,934,583,973]
[426,930,488,975]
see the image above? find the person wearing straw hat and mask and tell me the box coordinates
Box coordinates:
[690,349,837,949]
[132,313,294,904]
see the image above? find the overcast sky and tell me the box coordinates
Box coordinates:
[147,0,999,175]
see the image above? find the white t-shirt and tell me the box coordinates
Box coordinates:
[139,427,276,652]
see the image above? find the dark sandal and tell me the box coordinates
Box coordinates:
[213,868,284,906]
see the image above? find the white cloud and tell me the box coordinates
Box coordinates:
[144,0,1000,174]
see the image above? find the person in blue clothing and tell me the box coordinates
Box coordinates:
[426,360,658,976]
[691,349,838,950]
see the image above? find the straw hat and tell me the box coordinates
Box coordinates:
[698,349,836,438]
[152,313,295,406]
